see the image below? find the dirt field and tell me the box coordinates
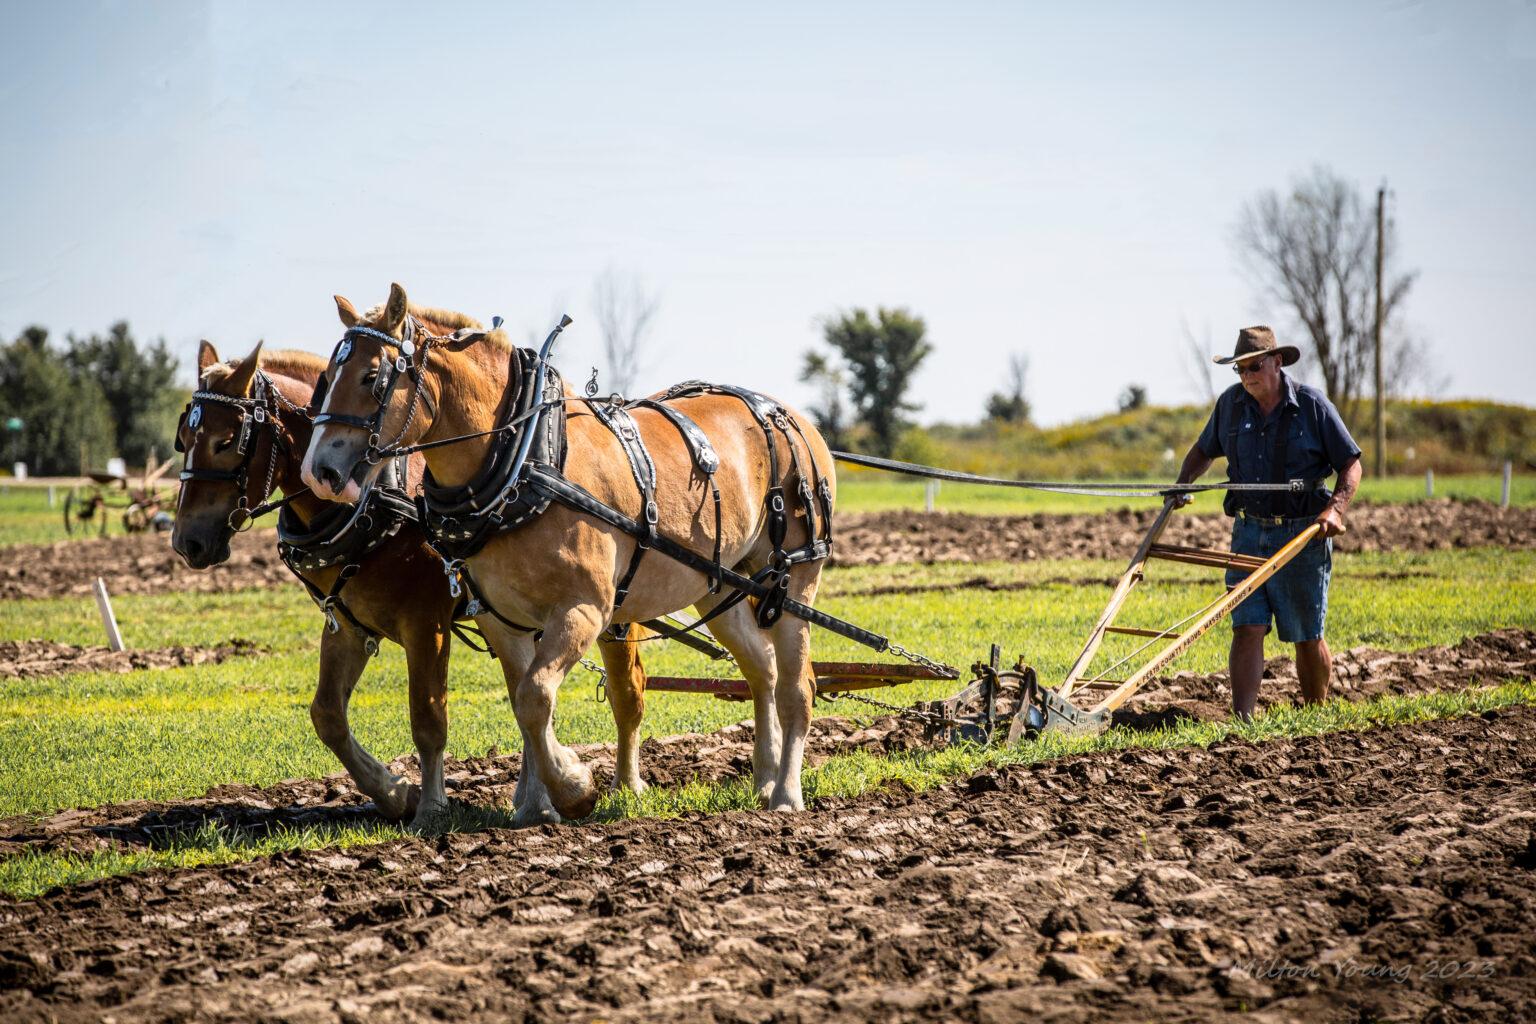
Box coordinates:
[6,499,1532,601]
[3,630,1530,863]
[834,499,1536,567]
[2,700,1533,1022]
[0,640,258,680]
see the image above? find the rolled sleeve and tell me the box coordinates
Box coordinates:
[1315,399,1362,472]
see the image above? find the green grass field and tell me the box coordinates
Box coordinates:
[2,547,1531,820]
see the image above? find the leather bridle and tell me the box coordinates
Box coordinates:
[311,316,437,466]
[175,370,303,532]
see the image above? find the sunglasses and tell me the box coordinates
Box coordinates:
[1234,356,1271,375]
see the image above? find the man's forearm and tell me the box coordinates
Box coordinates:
[1176,444,1214,485]
[1327,458,1362,515]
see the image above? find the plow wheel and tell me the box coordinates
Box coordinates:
[61,485,110,538]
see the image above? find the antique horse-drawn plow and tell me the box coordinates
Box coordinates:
[167,283,1331,822]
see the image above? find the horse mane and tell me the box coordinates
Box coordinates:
[201,348,327,392]
[358,300,513,353]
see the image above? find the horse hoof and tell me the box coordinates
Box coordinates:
[553,785,600,821]
[512,801,561,828]
[407,801,451,833]
[375,781,420,821]
[609,776,648,796]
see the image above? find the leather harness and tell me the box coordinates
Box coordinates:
[313,318,889,658]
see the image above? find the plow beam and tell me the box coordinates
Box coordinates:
[644,659,957,702]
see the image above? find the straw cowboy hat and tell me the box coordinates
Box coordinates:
[1213,325,1300,366]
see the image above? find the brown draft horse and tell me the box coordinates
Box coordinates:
[170,341,653,828]
[302,284,836,822]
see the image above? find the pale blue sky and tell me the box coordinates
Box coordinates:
[3,1,1533,425]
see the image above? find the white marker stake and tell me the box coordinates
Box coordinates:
[93,577,125,652]
[924,479,938,513]
[1502,461,1512,510]
[1425,469,1434,498]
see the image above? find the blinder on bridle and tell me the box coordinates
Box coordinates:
[312,313,498,464]
[176,371,284,532]
[311,318,425,463]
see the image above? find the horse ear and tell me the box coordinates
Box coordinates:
[380,282,408,334]
[197,340,220,374]
[334,295,360,328]
[225,340,265,397]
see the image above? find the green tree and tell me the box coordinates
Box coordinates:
[816,307,932,457]
[62,322,182,466]
[798,350,849,449]
[0,327,116,475]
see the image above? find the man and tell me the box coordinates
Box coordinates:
[1173,326,1363,718]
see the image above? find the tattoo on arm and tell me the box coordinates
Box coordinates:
[1329,458,1362,514]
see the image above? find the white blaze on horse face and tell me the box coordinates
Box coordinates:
[300,371,365,504]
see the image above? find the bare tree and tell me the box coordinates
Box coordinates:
[589,268,659,397]
[984,353,1032,424]
[1234,166,1417,423]
[1178,315,1218,405]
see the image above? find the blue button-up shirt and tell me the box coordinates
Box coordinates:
[1196,372,1361,514]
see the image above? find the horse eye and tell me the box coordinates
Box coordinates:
[362,370,379,387]
[215,435,236,453]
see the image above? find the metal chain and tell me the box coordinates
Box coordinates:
[884,640,959,678]
[817,688,958,727]
[580,657,609,702]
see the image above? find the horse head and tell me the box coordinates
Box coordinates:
[302,283,444,503]
[171,341,319,568]
[171,340,271,568]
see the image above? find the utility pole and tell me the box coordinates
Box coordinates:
[1373,185,1386,477]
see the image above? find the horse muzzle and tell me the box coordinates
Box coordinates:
[171,519,231,569]
[302,434,371,503]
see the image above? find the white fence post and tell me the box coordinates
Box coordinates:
[1502,461,1513,509]
[92,577,125,652]
[924,479,939,513]
[48,485,56,508]
[1425,469,1434,498]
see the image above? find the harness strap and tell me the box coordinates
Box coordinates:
[625,397,725,593]
[281,555,382,657]
[526,466,888,652]
[584,400,657,612]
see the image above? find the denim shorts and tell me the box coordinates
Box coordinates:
[1226,514,1331,642]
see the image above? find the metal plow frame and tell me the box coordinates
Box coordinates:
[627,504,1323,747]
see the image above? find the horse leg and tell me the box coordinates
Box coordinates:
[690,593,781,806]
[310,627,416,820]
[402,623,452,829]
[514,603,605,822]
[596,630,648,794]
[767,565,823,812]
[476,625,550,823]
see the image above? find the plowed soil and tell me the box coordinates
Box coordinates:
[3,703,1534,1022]
[5,500,1531,600]
[0,640,258,680]
[3,530,291,601]
[834,498,1536,567]
[4,631,1530,861]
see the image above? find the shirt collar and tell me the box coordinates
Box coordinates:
[1235,371,1299,415]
